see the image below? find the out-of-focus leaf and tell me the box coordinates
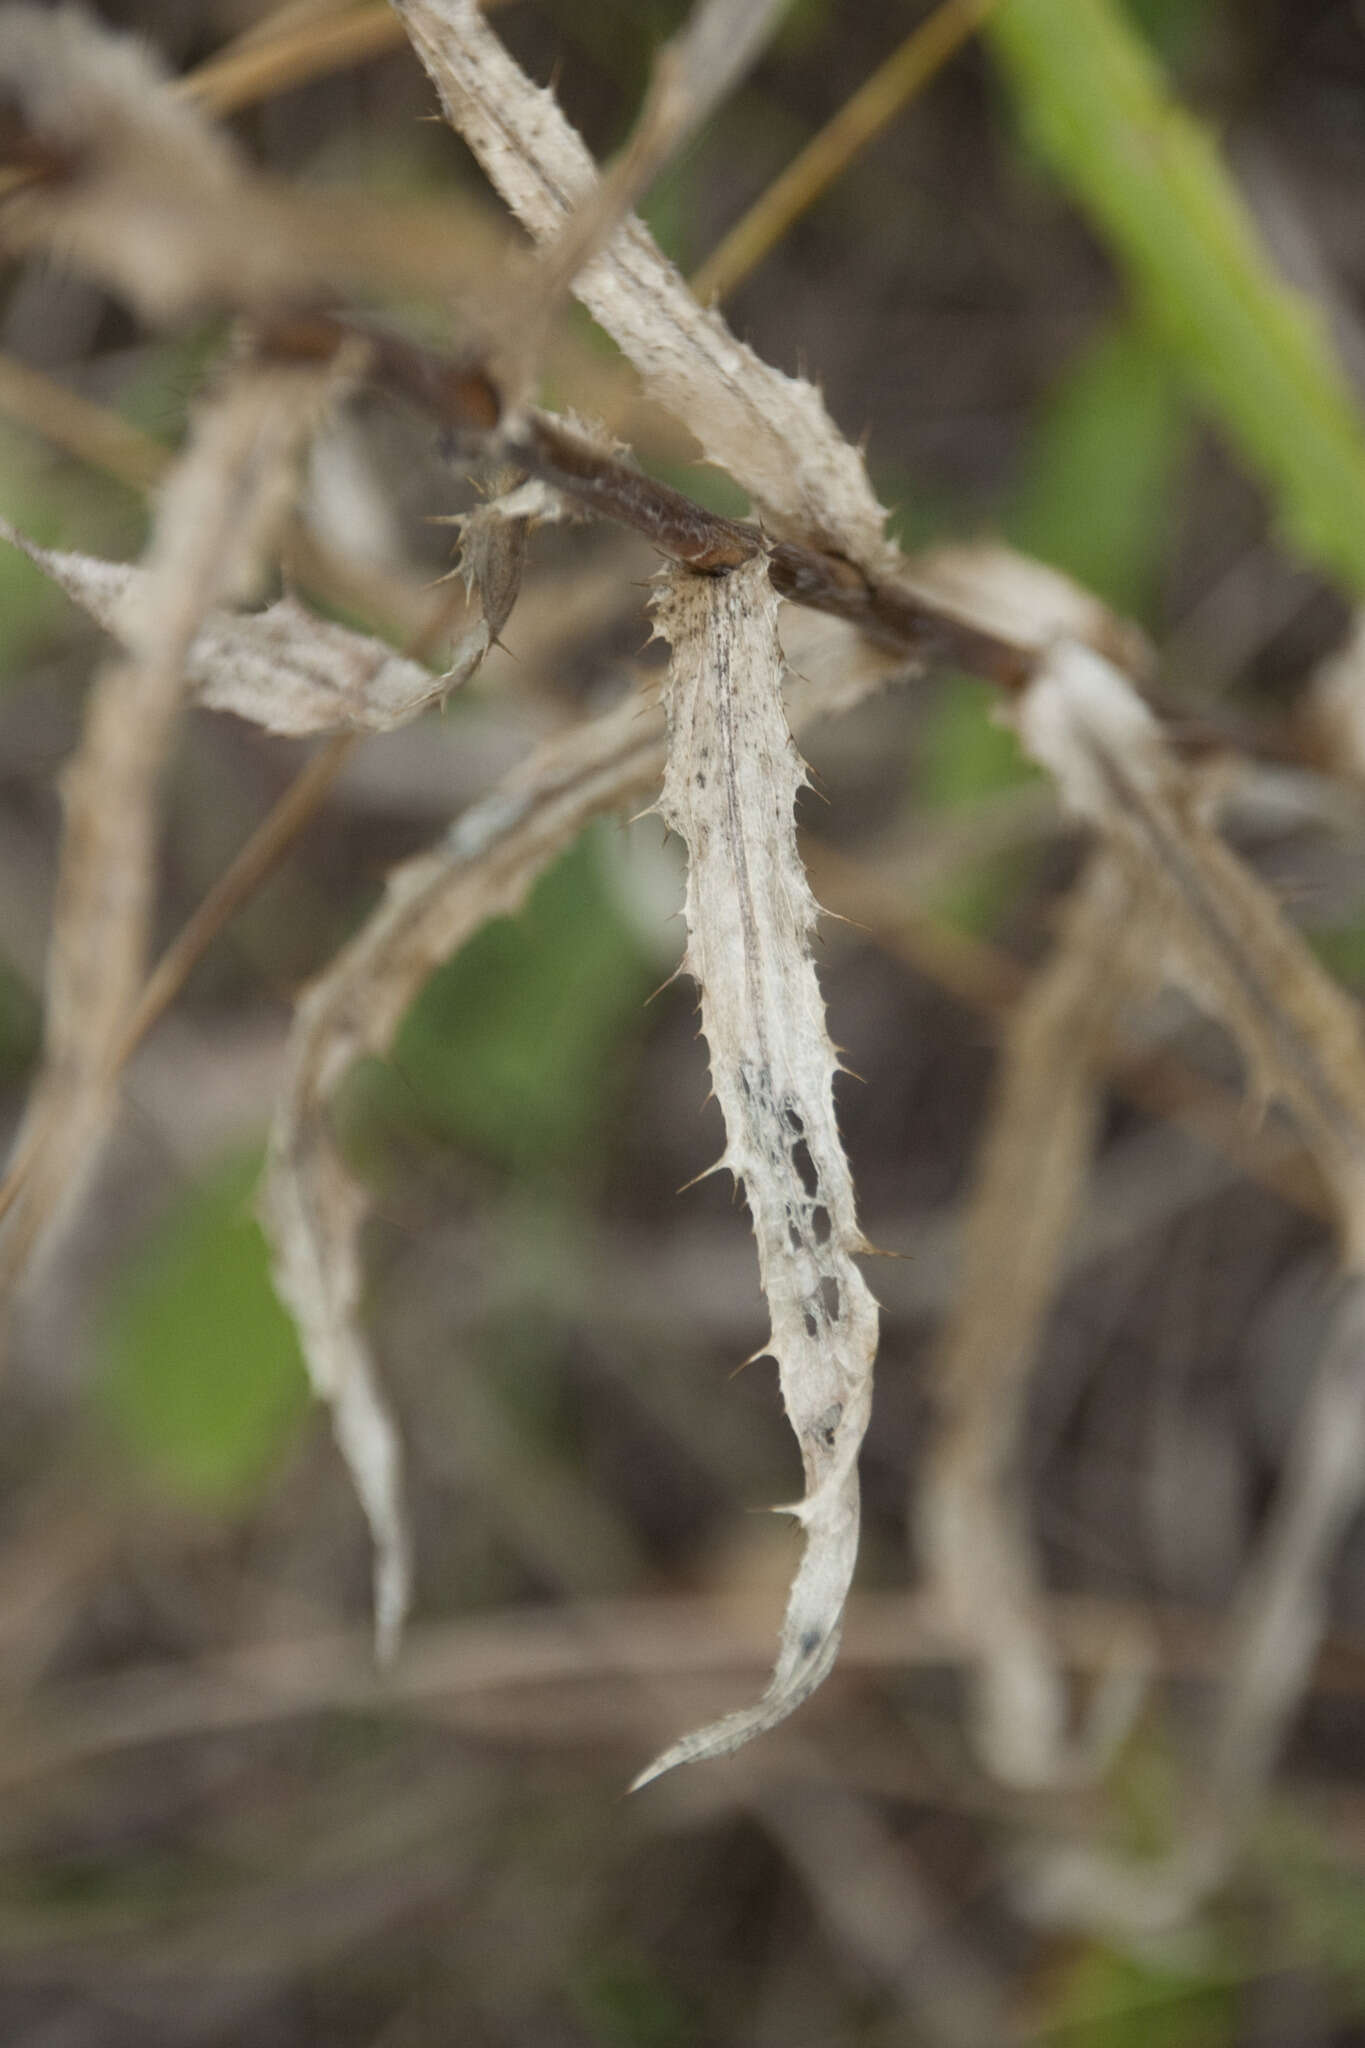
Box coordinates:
[914,675,1042,932]
[97,1150,309,1506]
[1040,1944,1236,2048]
[1124,0,1218,68]
[1008,319,1185,620]
[0,957,40,1081]
[1310,915,1365,993]
[389,824,655,1173]
[0,423,83,682]
[917,674,1035,809]
[571,1948,697,2048]
[987,0,1365,598]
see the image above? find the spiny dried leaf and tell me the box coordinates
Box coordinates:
[261,688,667,1658]
[919,851,1152,1787]
[0,348,354,1297]
[0,521,443,736]
[392,0,1155,692]
[634,556,878,1786]
[260,598,912,1668]
[392,0,897,571]
[1013,639,1365,1254]
[527,0,792,330]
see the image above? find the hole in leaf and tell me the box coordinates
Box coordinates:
[811,1204,831,1245]
[820,1276,840,1322]
[790,1138,818,1197]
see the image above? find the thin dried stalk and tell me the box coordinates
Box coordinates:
[1005,639,1365,1925]
[691,0,1001,305]
[0,343,359,1298]
[1021,1287,1365,1935]
[760,1767,1013,2048]
[634,557,878,1785]
[261,689,667,1659]
[918,851,1152,1787]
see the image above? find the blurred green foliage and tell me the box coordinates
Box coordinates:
[0,957,39,1083]
[1041,1945,1237,2048]
[1007,318,1185,622]
[0,423,100,684]
[570,1948,697,2048]
[96,1150,309,1506]
[913,310,1185,931]
[988,0,1365,598]
[388,824,655,1176]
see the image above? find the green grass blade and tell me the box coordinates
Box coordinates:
[986,0,1365,597]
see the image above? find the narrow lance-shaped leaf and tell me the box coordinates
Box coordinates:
[987,0,1365,598]
[260,610,912,1666]
[261,689,667,1661]
[634,556,878,1787]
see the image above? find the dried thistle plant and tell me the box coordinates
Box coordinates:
[3,2,1365,1946]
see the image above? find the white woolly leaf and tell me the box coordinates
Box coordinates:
[634,557,878,1785]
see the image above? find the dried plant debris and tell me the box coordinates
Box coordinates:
[392,0,897,570]
[1023,1264,1365,1933]
[919,852,1153,1788]
[260,580,909,1676]
[0,4,509,324]
[1013,639,1365,1249]
[1001,640,1365,1925]
[0,521,442,736]
[0,345,357,1298]
[633,558,877,1786]
[0,457,543,734]
[390,1,1156,690]
[262,689,668,1660]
